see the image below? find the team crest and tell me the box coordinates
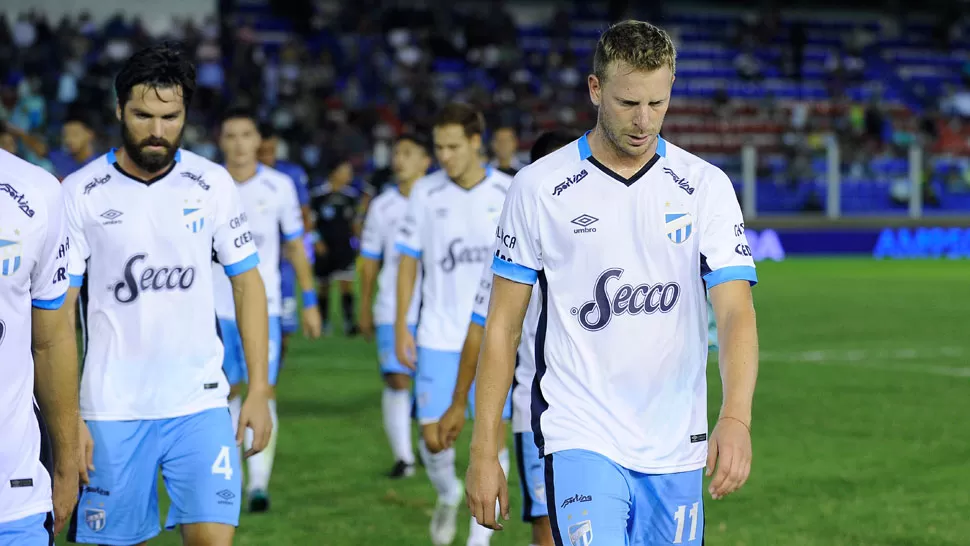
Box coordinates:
[568,519,593,546]
[183,207,206,233]
[665,212,693,244]
[0,238,22,276]
[85,508,106,532]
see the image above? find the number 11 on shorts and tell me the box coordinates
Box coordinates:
[673,502,699,543]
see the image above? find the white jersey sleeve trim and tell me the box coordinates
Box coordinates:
[69,274,84,287]
[395,242,421,259]
[470,312,486,327]
[282,228,304,242]
[224,252,260,277]
[704,265,758,288]
[491,255,538,285]
[32,293,66,310]
[360,249,381,260]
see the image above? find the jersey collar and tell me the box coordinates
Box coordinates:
[106,147,182,186]
[579,131,665,188]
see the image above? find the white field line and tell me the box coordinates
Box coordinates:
[760,347,970,377]
[313,347,970,378]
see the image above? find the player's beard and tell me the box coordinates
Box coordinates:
[599,108,656,159]
[120,119,184,174]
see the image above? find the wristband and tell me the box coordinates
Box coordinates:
[302,290,318,309]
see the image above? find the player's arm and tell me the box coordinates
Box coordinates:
[440,262,496,448]
[294,167,314,233]
[357,204,383,340]
[709,282,758,426]
[467,174,542,529]
[31,176,79,534]
[471,276,530,454]
[280,177,322,338]
[393,188,425,368]
[212,170,272,454]
[394,253,419,366]
[230,268,270,392]
[698,167,760,500]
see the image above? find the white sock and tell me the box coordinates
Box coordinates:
[418,439,461,505]
[246,399,279,493]
[228,395,242,436]
[382,388,415,464]
[467,448,511,545]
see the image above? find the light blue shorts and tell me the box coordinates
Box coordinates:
[0,512,52,546]
[68,408,241,545]
[219,316,282,386]
[546,450,704,546]
[376,324,417,376]
[514,432,548,522]
[415,347,511,424]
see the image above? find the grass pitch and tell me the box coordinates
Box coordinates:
[59,258,970,545]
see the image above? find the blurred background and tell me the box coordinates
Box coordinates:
[3,0,970,242]
[7,2,964,545]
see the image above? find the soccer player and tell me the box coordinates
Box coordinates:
[0,149,79,543]
[466,21,760,546]
[214,108,323,512]
[358,133,433,478]
[489,126,523,176]
[256,123,314,363]
[310,157,361,336]
[394,103,513,546]
[436,130,579,546]
[49,113,98,181]
[62,43,273,546]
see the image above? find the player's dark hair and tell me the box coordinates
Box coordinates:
[530,130,580,163]
[397,132,432,156]
[114,41,197,109]
[258,122,278,140]
[63,110,94,129]
[432,103,485,138]
[220,106,259,127]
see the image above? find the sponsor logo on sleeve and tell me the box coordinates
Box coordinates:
[552,169,588,196]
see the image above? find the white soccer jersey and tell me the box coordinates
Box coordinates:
[396,168,512,352]
[212,164,304,319]
[0,150,69,524]
[492,135,758,473]
[470,261,540,434]
[64,149,260,421]
[359,185,421,326]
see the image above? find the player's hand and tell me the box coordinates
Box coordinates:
[314,241,328,257]
[466,452,509,531]
[301,305,323,339]
[52,462,79,536]
[238,387,274,458]
[706,416,752,500]
[78,417,95,485]
[437,402,467,450]
[358,308,375,342]
[394,323,417,370]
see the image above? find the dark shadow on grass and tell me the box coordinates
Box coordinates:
[276,392,378,418]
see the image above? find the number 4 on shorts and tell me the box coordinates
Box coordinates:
[673,502,699,544]
[211,446,234,481]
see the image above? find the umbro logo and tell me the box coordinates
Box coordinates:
[100,209,123,225]
[571,214,598,234]
[216,488,236,505]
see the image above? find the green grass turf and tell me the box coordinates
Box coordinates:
[59,258,970,545]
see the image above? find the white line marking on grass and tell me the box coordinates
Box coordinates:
[760,347,970,378]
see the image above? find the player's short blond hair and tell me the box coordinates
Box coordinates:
[593,20,677,82]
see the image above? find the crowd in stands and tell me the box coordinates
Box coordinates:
[2,2,970,212]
